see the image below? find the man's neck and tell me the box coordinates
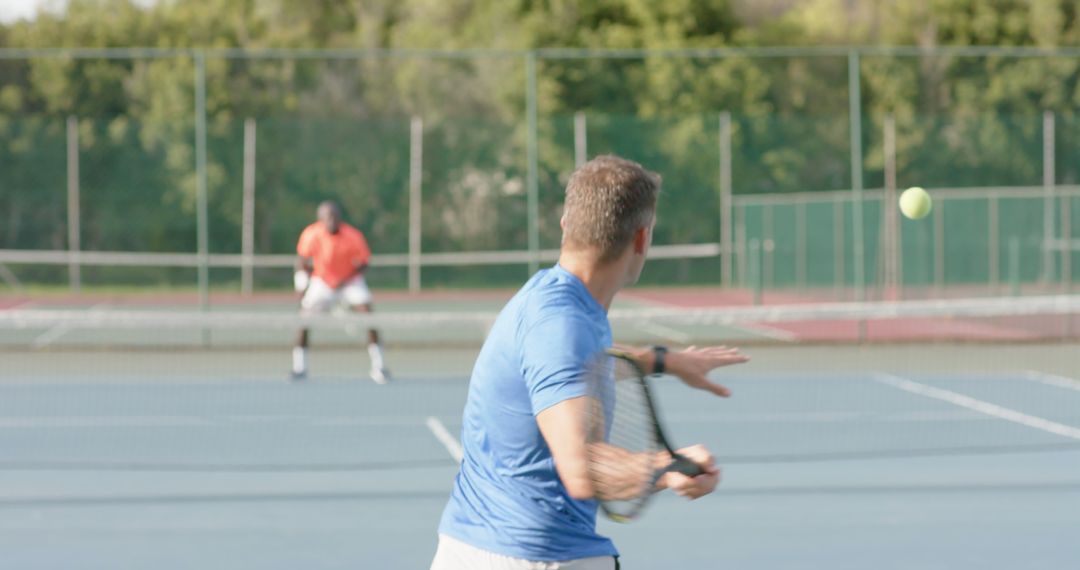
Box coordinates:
[556,251,624,311]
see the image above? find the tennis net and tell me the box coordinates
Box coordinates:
[2,294,1080,350]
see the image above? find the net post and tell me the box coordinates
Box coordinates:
[719,111,733,287]
[1042,111,1055,284]
[848,49,866,303]
[241,117,256,296]
[525,51,540,275]
[66,115,81,294]
[408,116,424,293]
[574,111,587,168]
[1009,236,1021,297]
[749,238,762,305]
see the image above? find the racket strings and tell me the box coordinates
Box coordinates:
[585,355,662,517]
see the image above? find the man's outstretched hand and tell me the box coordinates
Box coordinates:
[665,346,749,397]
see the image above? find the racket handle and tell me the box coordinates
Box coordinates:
[669,454,706,477]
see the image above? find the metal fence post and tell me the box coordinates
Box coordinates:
[834,195,845,297]
[882,114,900,299]
[66,115,81,293]
[988,194,999,289]
[241,117,256,296]
[735,204,746,287]
[719,111,733,286]
[848,49,866,302]
[749,238,762,305]
[1043,111,1055,283]
[1009,236,1021,296]
[763,205,774,289]
[934,199,945,290]
[796,200,807,288]
[1063,194,1073,291]
[195,51,210,313]
[526,51,540,275]
[408,116,424,293]
[574,111,587,169]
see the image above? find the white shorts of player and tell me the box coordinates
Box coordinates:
[430,534,616,570]
[300,275,373,311]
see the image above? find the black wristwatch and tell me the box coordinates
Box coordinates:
[651,345,668,375]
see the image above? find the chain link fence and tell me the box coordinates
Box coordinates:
[2,47,1079,301]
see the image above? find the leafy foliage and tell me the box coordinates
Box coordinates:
[1,0,1079,263]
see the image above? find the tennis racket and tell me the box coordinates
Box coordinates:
[583,348,704,522]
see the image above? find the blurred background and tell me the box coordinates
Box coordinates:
[1,0,1078,299]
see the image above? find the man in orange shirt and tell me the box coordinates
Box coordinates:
[292,201,390,383]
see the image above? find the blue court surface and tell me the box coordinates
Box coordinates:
[1,348,1079,569]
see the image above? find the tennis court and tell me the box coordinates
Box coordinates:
[2,298,1079,569]
[6,13,1080,567]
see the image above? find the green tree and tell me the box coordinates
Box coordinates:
[3,0,1080,287]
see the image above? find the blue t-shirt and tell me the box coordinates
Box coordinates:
[438,265,617,561]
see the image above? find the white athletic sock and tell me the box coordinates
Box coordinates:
[367,343,385,371]
[292,347,308,375]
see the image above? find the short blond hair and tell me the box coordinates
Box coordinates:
[561,155,661,263]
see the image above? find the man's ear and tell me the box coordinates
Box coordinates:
[632,226,649,255]
[560,215,567,232]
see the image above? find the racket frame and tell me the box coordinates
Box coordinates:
[595,348,705,522]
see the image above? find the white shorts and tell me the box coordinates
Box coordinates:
[430,534,616,570]
[300,275,373,311]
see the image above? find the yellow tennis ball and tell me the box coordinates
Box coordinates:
[899,187,932,220]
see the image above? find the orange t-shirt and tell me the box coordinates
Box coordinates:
[296,222,372,289]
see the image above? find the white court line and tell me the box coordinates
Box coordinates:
[426,416,464,463]
[315,415,431,427]
[874,373,1080,441]
[1024,371,1080,393]
[621,295,695,343]
[633,321,693,344]
[0,416,216,428]
[668,410,989,424]
[30,322,71,349]
[31,302,109,349]
[223,414,428,427]
[0,414,437,429]
[738,324,799,342]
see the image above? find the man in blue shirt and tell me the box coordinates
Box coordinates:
[433,155,748,569]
